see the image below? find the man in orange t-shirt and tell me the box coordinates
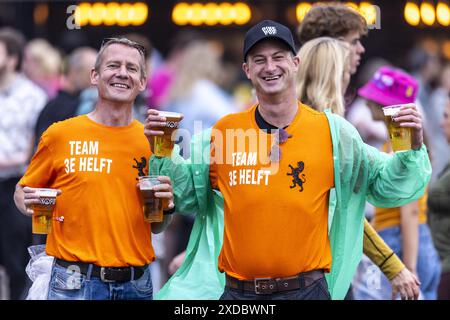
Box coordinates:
[146,20,428,300]
[13,38,175,300]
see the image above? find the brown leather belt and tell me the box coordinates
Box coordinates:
[225,269,325,295]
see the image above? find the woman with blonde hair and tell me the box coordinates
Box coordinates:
[22,38,62,98]
[296,37,350,116]
[164,40,235,155]
[296,37,422,300]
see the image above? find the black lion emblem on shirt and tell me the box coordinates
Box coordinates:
[287,161,306,192]
[133,157,147,178]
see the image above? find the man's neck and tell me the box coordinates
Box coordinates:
[88,101,134,127]
[0,72,18,93]
[256,92,298,128]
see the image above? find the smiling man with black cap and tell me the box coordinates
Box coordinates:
[146,19,430,300]
[243,20,297,61]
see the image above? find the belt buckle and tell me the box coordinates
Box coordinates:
[100,267,115,283]
[254,278,274,295]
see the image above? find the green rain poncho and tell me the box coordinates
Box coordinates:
[151,110,431,300]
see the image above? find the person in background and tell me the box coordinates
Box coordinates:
[22,39,62,99]
[428,95,450,300]
[34,47,97,148]
[149,30,203,109]
[408,46,441,113]
[0,27,47,300]
[428,65,450,183]
[356,66,441,300]
[346,58,391,150]
[164,40,236,157]
[296,3,422,300]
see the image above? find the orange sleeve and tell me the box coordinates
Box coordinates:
[19,135,56,188]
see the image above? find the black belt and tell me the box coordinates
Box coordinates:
[225,269,325,295]
[55,258,147,283]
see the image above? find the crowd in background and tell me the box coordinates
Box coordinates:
[0,3,449,300]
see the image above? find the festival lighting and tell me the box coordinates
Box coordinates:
[404,2,421,26]
[421,1,436,25]
[436,2,450,26]
[171,2,251,26]
[74,2,148,27]
[295,2,378,26]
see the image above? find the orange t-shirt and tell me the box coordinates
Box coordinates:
[372,143,428,231]
[210,103,334,280]
[20,115,154,267]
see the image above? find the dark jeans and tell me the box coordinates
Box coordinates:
[0,177,32,300]
[220,277,331,300]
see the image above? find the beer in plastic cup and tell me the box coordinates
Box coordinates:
[153,111,183,157]
[382,104,412,152]
[138,176,163,223]
[32,188,57,234]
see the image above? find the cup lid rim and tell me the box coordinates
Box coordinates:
[37,188,58,196]
[158,111,183,118]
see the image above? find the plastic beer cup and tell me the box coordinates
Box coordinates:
[153,111,183,157]
[32,188,57,234]
[382,104,412,152]
[138,176,163,223]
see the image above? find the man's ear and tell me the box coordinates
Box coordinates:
[293,55,300,68]
[138,75,147,92]
[90,68,98,86]
[242,62,250,80]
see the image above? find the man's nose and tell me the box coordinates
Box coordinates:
[117,64,128,77]
[358,41,365,54]
[265,59,277,72]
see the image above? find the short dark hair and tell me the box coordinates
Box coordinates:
[95,37,147,79]
[297,3,368,46]
[0,27,26,71]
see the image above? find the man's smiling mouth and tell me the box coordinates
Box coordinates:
[262,75,281,81]
[111,83,130,89]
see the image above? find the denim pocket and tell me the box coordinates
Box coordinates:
[131,265,153,295]
[48,264,86,300]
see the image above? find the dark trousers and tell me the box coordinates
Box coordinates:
[220,277,331,300]
[0,177,32,300]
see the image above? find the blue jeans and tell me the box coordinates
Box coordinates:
[220,277,331,300]
[353,224,441,300]
[47,262,153,300]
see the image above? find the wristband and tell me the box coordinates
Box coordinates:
[163,206,176,215]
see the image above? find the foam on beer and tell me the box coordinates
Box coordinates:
[382,105,402,117]
[139,180,153,190]
[37,188,58,197]
[158,111,183,119]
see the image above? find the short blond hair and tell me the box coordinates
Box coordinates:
[25,39,62,77]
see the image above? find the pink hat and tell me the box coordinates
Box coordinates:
[358,66,419,106]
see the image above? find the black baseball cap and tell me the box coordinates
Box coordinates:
[243,20,296,61]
